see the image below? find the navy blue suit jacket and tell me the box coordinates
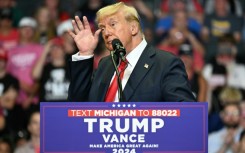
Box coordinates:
[68,45,196,102]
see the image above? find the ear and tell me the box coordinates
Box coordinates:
[130,21,139,36]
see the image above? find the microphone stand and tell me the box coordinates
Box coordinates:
[110,51,125,102]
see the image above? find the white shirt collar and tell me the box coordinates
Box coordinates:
[126,39,147,68]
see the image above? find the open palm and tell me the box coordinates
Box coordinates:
[69,16,101,55]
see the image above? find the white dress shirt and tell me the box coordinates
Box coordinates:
[72,39,147,102]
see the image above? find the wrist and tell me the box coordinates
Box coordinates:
[72,52,94,61]
[78,51,93,56]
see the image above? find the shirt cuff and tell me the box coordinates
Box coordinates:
[71,52,94,61]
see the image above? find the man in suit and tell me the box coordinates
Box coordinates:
[68,2,196,102]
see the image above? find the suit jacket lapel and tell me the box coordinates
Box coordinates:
[96,58,115,101]
[123,45,155,101]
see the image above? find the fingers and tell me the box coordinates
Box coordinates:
[75,16,84,30]
[44,41,53,54]
[69,16,99,41]
[71,16,92,35]
[72,16,85,34]
[68,29,76,39]
[83,16,91,31]
[72,19,80,34]
[94,29,102,40]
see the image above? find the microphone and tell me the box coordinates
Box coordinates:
[110,39,127,102]
[112,39,127,62]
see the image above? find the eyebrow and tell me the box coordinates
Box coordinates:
[109,17,118,23]
[98,24,105,29]
[98,17,118,28]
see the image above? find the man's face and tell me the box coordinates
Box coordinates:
[221,105,240,129]
[98,11,133,52]
[173,11,188,31]
[19,26,34,40]
[215,0,227,12]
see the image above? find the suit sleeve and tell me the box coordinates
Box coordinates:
[161,56,196,102]
[67,58,94,102]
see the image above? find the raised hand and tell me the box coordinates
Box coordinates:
[68,16,101,56]
[43,40,54,56]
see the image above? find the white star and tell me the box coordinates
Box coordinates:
[127,104,131,107]
[112,104,115,107]
[117,104,121,107]
[123,104,126,107]
[132,104,136,107]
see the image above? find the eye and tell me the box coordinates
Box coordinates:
[110,21,117,27]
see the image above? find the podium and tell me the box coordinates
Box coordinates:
[40,102,208,153]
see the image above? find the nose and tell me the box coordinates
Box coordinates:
[103,26,113,37]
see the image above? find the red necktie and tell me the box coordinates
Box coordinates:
[105,60,127,102]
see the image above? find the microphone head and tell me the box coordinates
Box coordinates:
[112,39,122,49]
[112,39,126,56]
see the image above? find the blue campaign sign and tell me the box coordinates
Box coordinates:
[40,102,208,153]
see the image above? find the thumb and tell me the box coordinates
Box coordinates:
[94,29,102,42]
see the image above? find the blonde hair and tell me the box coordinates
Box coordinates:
[96,2,142,33]
[219,87,243,103]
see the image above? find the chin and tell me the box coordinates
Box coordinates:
[106,45,113,51]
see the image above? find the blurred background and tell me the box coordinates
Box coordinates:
[0,0,245,152]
